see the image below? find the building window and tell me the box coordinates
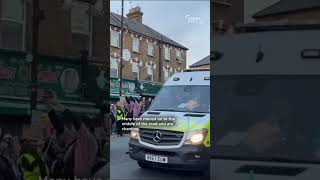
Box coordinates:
[71,1,92,56]
[147,42,154,56]
[176,49,181,57]
[132,62,140,80]
[165,47,170,60]
[132,37,140,53]
[0,0,25,51]
[146,64,153,81]
[164,69,169,81]
[111,30,120,47]
[110,57,118,78]
[176,49,181,58]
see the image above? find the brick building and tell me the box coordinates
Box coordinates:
[0,0,107,134]
[0,0,107,59]
[110,7,188,100]
[189,55,210,70]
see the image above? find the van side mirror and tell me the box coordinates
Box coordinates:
[211,51,224,61]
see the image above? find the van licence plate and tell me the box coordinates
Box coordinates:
[145,154,168,163]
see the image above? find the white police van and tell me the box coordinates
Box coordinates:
[212,28,320,180]
[129,69,210,174]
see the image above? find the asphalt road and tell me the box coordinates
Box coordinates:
[110,135,207,180]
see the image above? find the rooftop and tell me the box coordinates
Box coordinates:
[110,12,188,50]
[253,0,320,18]
[190,55,210,67]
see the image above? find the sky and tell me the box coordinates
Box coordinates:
[110,0,210,67]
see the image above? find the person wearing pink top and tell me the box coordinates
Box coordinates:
[45,91,98,178]
[133,99,141,118]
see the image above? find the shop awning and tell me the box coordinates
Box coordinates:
[110,93,141,99]
[0,97,100,117]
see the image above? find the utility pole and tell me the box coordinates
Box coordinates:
[30,0,40,111]
[119,0,124,99]
[81,50,88,99]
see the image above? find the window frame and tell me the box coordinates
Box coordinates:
[110,57,119,78]
[132,61,140,80]
[71,1,93,56]
[0,0,26,51]
[176,49,181,58]
[164,68,169,81]
[147,64,153,81]
[132,37,141,53]
[147,42,155,56]
[164,46,171,60]
[110,30,120,48]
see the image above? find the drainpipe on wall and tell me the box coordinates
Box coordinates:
[158,36,163,82]
[30,0,40,112]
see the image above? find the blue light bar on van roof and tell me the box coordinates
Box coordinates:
[173,77,180,81]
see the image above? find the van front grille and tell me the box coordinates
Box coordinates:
[139,128,184,146]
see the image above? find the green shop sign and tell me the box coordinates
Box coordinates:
[0,52,82,101]
[110,78,140,98]
[139,81,163,97]
[110,78,163,99]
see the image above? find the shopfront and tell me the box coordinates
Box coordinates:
[0,50,105,135]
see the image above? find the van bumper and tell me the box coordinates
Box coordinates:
[129,139,210,171]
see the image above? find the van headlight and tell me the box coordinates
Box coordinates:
[130,129,139,140]
[185,129,208,145]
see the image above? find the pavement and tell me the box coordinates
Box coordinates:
[110,134,206,180]
[94,163,109,180]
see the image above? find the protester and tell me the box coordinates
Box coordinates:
[0,134,22,180]
[110,105,116,134]
[139,99,145,116]
[0,89,106,180]
[133,98,141,118]
[116,105,125,136]
[124,97,131,115]
[45,91,98,178]
[19,134,50,180]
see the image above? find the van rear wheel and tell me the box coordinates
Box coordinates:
[137,161,151,169]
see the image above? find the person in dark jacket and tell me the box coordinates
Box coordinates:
[110,106,116,134]
[0,135,22,180]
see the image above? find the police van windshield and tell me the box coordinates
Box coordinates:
[213,75,320,163]
[149,85,210,113]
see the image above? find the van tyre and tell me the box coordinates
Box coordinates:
[137,161,151,169]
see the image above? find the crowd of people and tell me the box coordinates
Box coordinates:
[110,97,151,136]
[0,91,108,180]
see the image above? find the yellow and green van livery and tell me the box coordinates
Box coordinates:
[128,70,210,171]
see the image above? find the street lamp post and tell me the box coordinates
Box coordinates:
[30,0,40,111]
[119,0,124,99]
[81,50,89,100]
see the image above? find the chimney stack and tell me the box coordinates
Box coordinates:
[126,6,143,24]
